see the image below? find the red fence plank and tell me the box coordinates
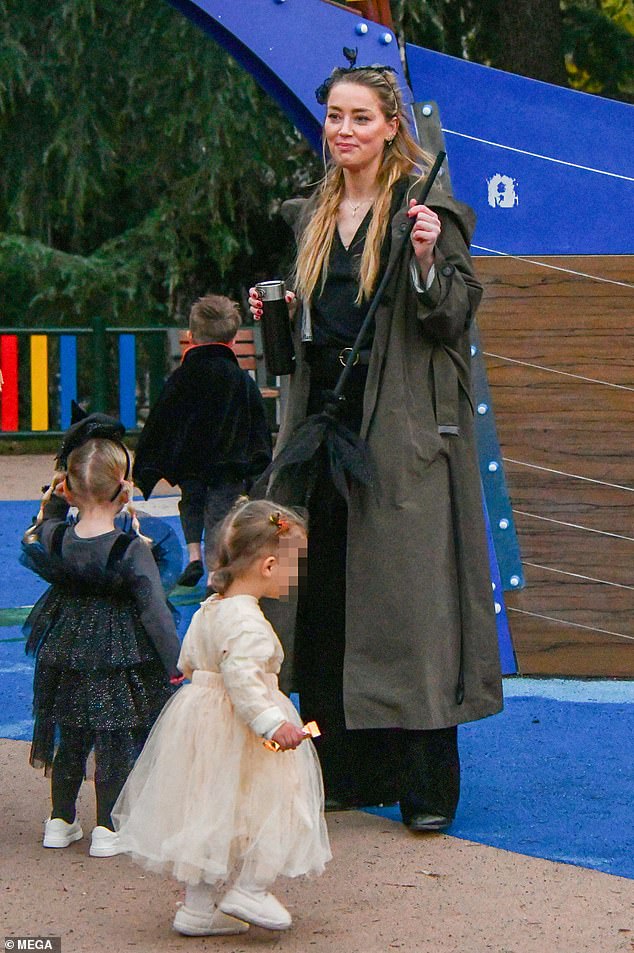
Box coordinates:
[0,335,19,431]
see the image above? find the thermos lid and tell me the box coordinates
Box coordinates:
[255,279,286,302]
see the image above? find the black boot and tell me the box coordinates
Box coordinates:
[177,560,204,587]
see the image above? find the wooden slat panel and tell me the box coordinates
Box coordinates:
[233,328,257,371]
[475,255,634,677]
[513,513,634,591]
[507,469,634,537]
[503,604,632,677]
[514,561,634,635]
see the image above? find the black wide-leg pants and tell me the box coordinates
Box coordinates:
[294,381,460,820]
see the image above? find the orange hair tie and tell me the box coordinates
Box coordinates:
[269,512,291,536]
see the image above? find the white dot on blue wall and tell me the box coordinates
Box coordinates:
[380,32,393,44]
[510,575,520,587]
[477,403,488,415]
[499,518,509,530]
[488,461,499,473]
[494,602,502,614]
[355,23,368,35]
[471,344,478,356]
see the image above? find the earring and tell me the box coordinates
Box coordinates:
[385,137,395,146]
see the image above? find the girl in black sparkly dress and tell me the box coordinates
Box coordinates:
[22,421,181,858]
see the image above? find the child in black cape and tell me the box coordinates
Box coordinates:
[133,294,272,592]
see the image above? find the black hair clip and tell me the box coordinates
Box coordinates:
[343,46,358,67]
[315,50,399,106]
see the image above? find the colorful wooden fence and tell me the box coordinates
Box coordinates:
[0,322,169,436]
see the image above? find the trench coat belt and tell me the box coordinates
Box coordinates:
[432,347,461,436]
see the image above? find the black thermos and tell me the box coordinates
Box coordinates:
[255,280,295,376]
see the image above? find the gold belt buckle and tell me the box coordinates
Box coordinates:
[339,347,359,367]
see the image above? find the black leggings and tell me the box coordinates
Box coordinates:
[51,727,128,830]
[178,480,246,562]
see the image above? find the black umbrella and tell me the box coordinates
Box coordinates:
[261,151,447,506]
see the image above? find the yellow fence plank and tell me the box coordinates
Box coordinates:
[30,335,49,431]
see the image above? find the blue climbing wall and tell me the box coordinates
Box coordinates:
[406,46,634,256]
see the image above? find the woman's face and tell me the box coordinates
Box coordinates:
[324,81,398,176]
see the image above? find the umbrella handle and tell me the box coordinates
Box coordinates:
[332,150,447,401]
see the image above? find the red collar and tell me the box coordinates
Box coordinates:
[181,341,235,363]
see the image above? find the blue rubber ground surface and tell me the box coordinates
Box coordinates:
[2,500,632,880]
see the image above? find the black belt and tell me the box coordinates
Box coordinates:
[306,344,372,367]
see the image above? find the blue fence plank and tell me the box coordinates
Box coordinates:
[118,334,137,429]
[59,335,77,430]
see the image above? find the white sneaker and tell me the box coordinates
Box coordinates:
[172,904,249,936]
[43,817,83,848]
[220,887,292,931]
[89,826,121,857]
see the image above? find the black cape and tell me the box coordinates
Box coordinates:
[133,344,272,499]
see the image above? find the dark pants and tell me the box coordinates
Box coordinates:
[294,378,460,820]
[50,726,130,830]
[179,480,246,564]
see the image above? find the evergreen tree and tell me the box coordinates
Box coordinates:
[1,1,631,327]
[0,0,318,326]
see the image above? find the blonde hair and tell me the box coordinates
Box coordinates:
[212,498,307,595]
[25,438,151,545]
[189,294,241,343]
[294,68,433,305]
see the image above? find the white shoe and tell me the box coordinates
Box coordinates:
[173,904,249,936]
[89,826,121,857]
[220,887,292,931]
[43,817,83,848]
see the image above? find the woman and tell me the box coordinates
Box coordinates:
[250,64,502,831]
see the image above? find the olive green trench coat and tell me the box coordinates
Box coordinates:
[273,183,503,731]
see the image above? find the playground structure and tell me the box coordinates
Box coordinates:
[1,0,632,678]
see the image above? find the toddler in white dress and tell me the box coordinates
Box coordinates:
[113,498,331,935]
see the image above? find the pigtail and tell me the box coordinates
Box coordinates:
[119,480,153,546]
[210,566,232,596]
[24,473,66,544]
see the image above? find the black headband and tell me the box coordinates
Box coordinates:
[56,401,130,480]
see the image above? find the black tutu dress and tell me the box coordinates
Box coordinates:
[22,521,178,783]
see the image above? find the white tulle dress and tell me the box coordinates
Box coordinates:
[113,594,331,887]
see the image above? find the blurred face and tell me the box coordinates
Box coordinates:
[266,530,308,601]
[324,81,398,176]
